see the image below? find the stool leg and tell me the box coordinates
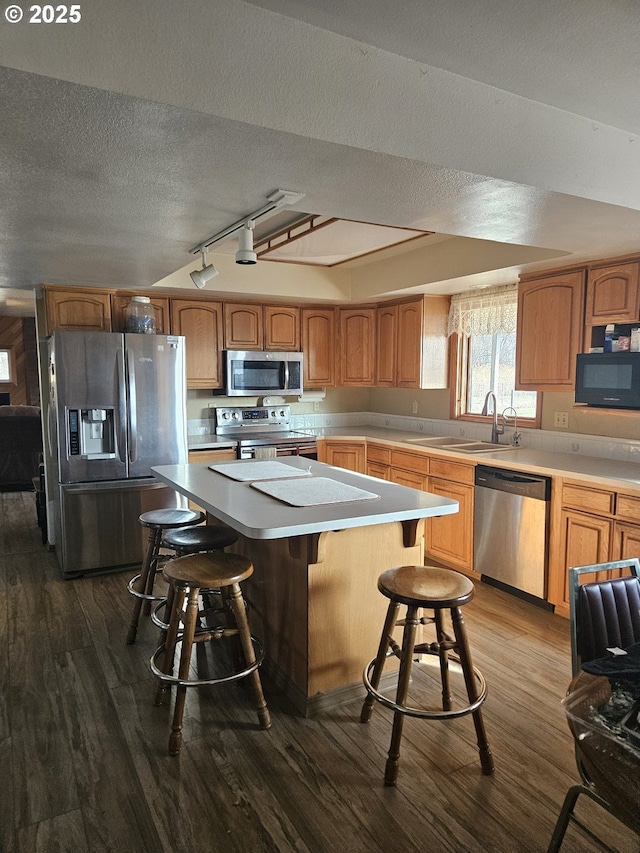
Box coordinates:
[451,606,494,775]
[361,601,400,723]
[127,528,160,645]
[434,608,452,711]
[227,582,271,730]
[154,581,181,706]
[142,534,163,617]
[169,586,200,756]
[384,604,419,786]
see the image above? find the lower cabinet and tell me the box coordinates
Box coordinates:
[550,480,640,617]
[425,467,474,572]
[318,440,366,473]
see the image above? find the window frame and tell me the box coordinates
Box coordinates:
[449,333,541,428]
[0,346,17,385]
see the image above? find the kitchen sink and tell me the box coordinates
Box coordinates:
[403,436,516,453]
[404,436,474,446]
[446,442,516,453]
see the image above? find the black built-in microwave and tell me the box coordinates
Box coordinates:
[575,352,640,409]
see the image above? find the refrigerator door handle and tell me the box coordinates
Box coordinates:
[126,348,138,462]
[116,352,128,463]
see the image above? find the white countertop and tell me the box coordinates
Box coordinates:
[152,457,458,540]
[187,424,640,492]
[312,426,640,492]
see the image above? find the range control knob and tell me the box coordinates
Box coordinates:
[231,411,240,420]
[220,411,229,420]
[279,409,286,418]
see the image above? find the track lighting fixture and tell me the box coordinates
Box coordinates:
[189,189,305,267]
[190,249,218,289]
[235,221,257,265]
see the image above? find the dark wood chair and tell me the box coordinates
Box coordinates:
[126,508,205,645]
[361,564,494,785]
[547,558,640,852]
[150,551,271,755]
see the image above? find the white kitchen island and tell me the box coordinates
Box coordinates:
[152,457,458,715]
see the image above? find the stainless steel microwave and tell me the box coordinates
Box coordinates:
[224,350,303,397]
[575,352,640,409]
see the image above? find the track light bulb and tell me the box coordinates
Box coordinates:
[236,222,257,265]
[190,250,218,288]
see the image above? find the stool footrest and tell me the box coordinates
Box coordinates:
[363,653,487,720]
[150,635,265,688]
[127,574,168,604]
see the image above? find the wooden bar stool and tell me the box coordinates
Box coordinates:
[126,508,205,645]
[150,551,271,756]
[361,565,494,786]
[150,524,240,633]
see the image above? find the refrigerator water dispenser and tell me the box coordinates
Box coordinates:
[67,407,116,459]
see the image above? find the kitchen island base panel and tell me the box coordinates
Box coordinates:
[225,519,424,716]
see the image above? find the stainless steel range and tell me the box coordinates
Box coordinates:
[215,405,317,460]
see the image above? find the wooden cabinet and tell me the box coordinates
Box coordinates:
[111,294,170,334]
[516,269,586,391]
[170,300,224,389]
[550,480,640,616]
[223,303,263,350]
[397,297,449,389]
[366,443,392,480]
[263,305,300,351]
[374,297,449,389]
[44,286,112,334]
[389,449,429,490]
[425,458,474,571]
[375,304,397,386]
[338,308,376,386]
[586,261,640,326]
[318,440,366,473]
[224,302,300,351]
[301,308,336,387]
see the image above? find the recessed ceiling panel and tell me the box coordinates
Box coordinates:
[258,219,430,266]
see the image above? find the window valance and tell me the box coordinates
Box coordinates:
[447,284,518,337]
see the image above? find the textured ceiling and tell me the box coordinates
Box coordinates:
[1,0,640,315]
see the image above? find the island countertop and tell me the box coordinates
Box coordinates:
[152,456,458,540]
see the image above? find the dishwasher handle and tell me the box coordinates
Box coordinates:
[475,465,551,500]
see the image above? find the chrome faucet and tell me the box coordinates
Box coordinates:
[481,391,504,444]
[502,407,521,446]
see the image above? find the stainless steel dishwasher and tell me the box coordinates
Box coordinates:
[474,465,551,600]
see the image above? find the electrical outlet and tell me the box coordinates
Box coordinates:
[412,401,418,414]
[313,402,320,412]
[554,411,569,429]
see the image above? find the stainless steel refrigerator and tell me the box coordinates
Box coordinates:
[46,330,188,578]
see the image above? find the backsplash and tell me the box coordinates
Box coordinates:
[189,410,640,465]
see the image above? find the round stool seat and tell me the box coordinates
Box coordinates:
[378,565,474,609]
[138,508,205,530]
[163,552,253,589]
[162,525,238,554]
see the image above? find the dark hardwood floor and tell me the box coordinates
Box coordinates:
[1,490,638,852]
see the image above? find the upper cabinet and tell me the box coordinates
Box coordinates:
[339,307,376,386]
[375,304,397,386]
[516,269,586,391]
[224,302,300,351]
[301,308,336,387]
[170,299,224,389]
[397,297,449,389]
[223,302,263,350]
[374,296,450,389]
[585,261,640,326]
[111,294,170,334]
[263,305,300,350]
[44,286,112,334]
